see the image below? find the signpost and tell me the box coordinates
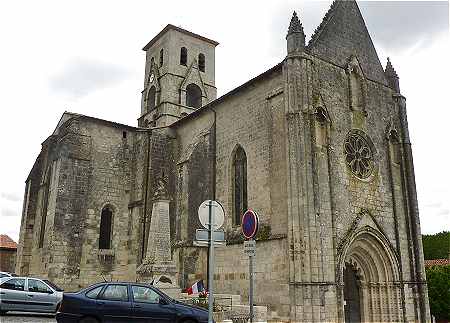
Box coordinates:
[241,209,259,323]
[197,200,225,323]
[195,229,225,245]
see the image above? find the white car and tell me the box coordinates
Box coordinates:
[0,276,63,315]
[0,272,14,279]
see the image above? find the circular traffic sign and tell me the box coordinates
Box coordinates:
[241,209,259,239]
[198,200,225,230]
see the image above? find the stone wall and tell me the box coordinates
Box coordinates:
[173,66,288,317]
[214,238,290,318]
[0,249,16,273]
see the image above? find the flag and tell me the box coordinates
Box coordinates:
[187,280,205,295]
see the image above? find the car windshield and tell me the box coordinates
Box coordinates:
[43,279,63,291]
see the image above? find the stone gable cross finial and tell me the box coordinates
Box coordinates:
[385,57,398,78]
[286,11,306,54]
[287,11,305,37]
[385,57,400,93]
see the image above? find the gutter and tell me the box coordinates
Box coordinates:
[141,128,152,262]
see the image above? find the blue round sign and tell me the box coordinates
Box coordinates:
[241,209,259,239]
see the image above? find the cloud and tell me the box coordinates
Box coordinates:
[1,192,21,202]
[49,58,133,99]
[1,207,19,217]
[359,1,449,53]
[437,209,450,216]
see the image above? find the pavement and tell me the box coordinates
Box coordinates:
[0,312,56,323]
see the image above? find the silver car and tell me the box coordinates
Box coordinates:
[0,272,15,278]
[0,276,63,315]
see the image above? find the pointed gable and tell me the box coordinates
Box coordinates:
[180,59,209,100]
[308,0,387,85]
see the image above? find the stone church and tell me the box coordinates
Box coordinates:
[16,1,431,321]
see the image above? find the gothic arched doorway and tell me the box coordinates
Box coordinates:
[344,262,362,323]
[340,229,403,323]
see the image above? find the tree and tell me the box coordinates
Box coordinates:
[422,231,450,260]
[426,265,450,320]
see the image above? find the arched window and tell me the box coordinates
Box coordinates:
[198,53,205,72]
[232,146,247,225]
[180,47,187,66]
[147,86,156,111]
[99,206,113,249]
[186,83,202,108]
[159,49,164,67]
[150,57,154,67]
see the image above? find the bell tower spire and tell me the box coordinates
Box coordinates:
[286,11,306,55]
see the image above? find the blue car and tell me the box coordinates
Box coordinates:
[56,282,209,323]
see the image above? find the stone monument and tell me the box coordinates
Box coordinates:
[137,175,180,298]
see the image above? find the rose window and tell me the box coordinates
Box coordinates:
[344,131,374,179]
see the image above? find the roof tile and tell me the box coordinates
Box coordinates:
[0,234,17,249]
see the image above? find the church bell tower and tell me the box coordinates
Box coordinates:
[139,24,219,127]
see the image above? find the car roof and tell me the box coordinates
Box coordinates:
[0,276,56,282]
[83,281,161,291]
[88,281,154,286]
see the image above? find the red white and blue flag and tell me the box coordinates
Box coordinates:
[187,280,205,295]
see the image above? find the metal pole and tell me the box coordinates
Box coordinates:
[208,201,214,323]
[249,243,254,323]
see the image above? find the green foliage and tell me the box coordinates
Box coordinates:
[426,265,450,320]
[422,231,450,260]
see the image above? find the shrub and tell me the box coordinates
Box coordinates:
[426,265,450,320]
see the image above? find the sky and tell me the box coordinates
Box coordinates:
[0,1,449,242]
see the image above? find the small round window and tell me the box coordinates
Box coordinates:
[344,130,375,179]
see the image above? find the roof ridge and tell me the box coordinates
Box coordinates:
[307,0,339,48]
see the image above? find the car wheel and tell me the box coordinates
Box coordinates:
[79,317,99,323]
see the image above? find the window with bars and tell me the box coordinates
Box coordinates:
[99,206,113,249]
[198,53,205,72]
[180,47,187,66]
[159,49,164,67]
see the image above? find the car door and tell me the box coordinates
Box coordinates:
[0,277,26,311]
[96,284,132,323]
[25,278,58,312]
[130,285,176,322]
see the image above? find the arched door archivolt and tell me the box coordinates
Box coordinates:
[339,228,403,323]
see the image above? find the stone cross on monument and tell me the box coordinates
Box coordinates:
[137,174,180,298]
